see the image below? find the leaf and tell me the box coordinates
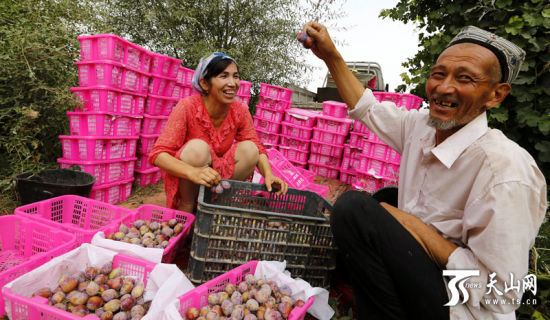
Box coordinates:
[505,15,525,35]
[542,8,550,18]
[496,0,513,9]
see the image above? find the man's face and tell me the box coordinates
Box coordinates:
[426,43,499,131]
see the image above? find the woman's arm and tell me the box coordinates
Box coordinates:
[154,152,220,187]
[257,153,288,194]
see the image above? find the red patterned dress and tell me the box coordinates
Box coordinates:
[148,95,266,209]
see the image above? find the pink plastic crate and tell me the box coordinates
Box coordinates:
[71,86,146,115]
[258,95,293,111]
[340,169,356,185]
[316,114,352,134]
[297,167,316,183]
[260,83,293,101]
[358,155,400,180]
[134,167,162,187]
[0,216,76,316]
[3,252,156,320]
[289,159,308,169]
[340,156,360,171]
[373,91,401,103]
[145,94,179,116]
[255,128,280,146]
[280,122,313,140]
[14,195,133,245]
[76,60,149,94]
[172,85,183,99]
[380,176,399,188]
[235,94,251,105]
[67,111,142,136]
[279,145,309,163]
[353,170,382,193]
[387,148,401,164]
[180,85,199,98]
[279,134,310,151]
[349,131,369,149]
[304,183,329,198]
[308,161,339,179]
[102,204,194,263]
[138,134,160,155]
[89,178,134,204]
[176,66,194,86]
[253,116,281,133]
[148,74,177,97]
[135,154,155,171]
[58,157,135,186]
[363,141,391,161]
[285,108,318,127]
[311,128,347,145]
[267,148,310,189]
[367,130,382,143]
[177,261,314,320]
[238,80,252,95]
[322,100,348,118]
[353,120,370,134]
[150,52,182,78]
[78,34,152,72]
[141,114,169,134]
[309,152,342,167]
[60,135,138,161]
[397,93,424,110]
[344,144,362,160]
[310,140,344,158]
[255,105,285,122]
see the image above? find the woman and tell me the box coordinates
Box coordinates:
[148,52,288,212]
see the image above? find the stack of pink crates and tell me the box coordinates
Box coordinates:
[235,80,252,105]
[351,92,424,192]
[135,53,183,187]
[60,34,153,203]
[253,83,294,149]
[278,108,319,169]
[308,101,352,180]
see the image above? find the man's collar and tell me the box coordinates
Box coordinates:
[431,112,489,168]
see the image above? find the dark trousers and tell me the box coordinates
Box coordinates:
[330,190,450,320]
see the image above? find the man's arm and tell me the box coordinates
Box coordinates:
[379,202,458,269]
[303,22,365,109]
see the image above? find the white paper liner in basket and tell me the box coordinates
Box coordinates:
[3,244,195,319]
[92,231,164,263]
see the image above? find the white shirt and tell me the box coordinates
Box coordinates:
[349,89,547,320]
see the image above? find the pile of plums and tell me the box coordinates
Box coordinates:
[31,261,150,319]
[184,274,305,320]
[106,219,185,249]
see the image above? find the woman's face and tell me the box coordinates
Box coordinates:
[203,62,240,104]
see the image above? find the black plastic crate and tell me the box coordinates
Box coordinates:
[187,180,336,288]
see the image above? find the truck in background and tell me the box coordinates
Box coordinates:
[291,61,386,109]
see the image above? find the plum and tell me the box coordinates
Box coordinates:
[101,289,118,302]
[221,299,233,316]
[72,304,88,316]
[296,31,313,49]
[168,219,178,227]
[67,291,88,305]
[131,284,144,298]
[101,262,113,275]
[104,299,121,312]
[220,180,231,189]
[109,267,121,279]
[86,281,100,296]
[87,296,104,311]
[230,291,242,305]
[161,226,174,237]
[113,312,128,320]
[60,277,79,293]
[72,271,87,283]
[119,223,129,234]
[50,291,65,304]
[133,220,145,229]
[245,299,259,312]
[263,309,282,320]
[244,274,257,286]
[208,293,220,305]
[100,311,114,320]
[237,282,248,293]
[53,302,67,311]
[173,223,184,235]
[215,185,224,194]
[32,287,51,298]
[120,282,133,295]
[131,304,146,317]
[95,274,108,285]
[230,307,244,320]
[225,284,236,295]
[121,295,136,311]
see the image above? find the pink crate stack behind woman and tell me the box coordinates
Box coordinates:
[149,52,287,212]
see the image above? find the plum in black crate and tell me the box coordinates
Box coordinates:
[187,180,336,288]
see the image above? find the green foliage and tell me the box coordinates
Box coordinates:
[83,0,345,92]
[380,0,550,190]
[0,0,90,200]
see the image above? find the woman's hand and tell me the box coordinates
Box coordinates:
[264,174,289,195]
[188,166,221,187]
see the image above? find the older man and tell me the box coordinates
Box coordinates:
[302,23,547,319]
